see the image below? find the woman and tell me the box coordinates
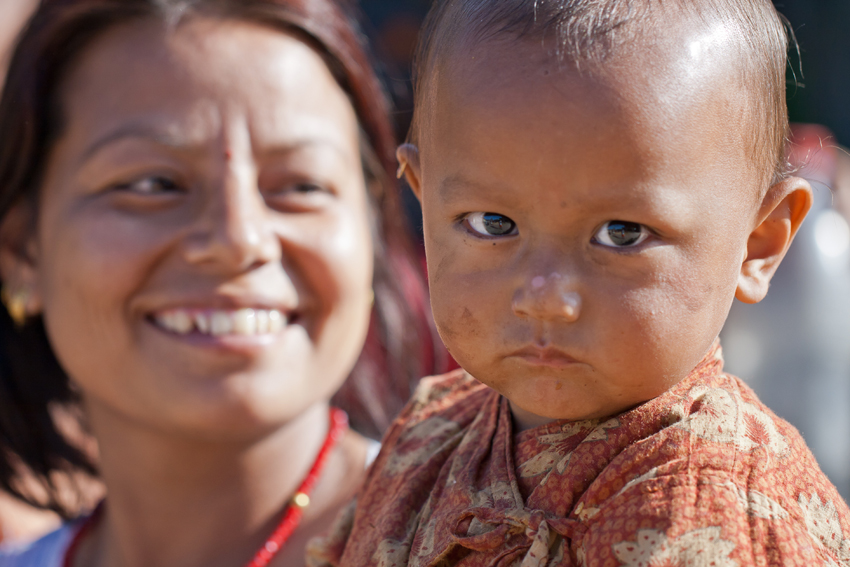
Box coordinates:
[0,0,439,564]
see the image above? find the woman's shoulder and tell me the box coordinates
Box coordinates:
[0,523,76,567]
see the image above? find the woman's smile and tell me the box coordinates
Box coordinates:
[145,291,298,345]
[148,304,297,356]
[152,307,287,337]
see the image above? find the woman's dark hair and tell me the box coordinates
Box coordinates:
[0,0,443,518]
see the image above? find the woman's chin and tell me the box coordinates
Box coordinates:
[83,360,327,443]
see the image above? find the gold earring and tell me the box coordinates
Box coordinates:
[369,289,375,307]
[2,287,28,327]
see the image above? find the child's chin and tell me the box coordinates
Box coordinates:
[507,395,601,431]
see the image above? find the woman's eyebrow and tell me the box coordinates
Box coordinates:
[257,138,354,161]
[78,124,193,164]
[80,127,355,165]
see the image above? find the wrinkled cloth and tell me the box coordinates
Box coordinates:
[308,344,850,567]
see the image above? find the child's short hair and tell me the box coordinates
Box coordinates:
[410,0,791,188]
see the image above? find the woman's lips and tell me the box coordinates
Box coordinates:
[509,345,580,368]
[151,308,288,338]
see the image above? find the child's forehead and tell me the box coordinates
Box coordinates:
[429,22,749,150]
[443,12,743,93]
[411,0,787,191]
[420,27,764,208]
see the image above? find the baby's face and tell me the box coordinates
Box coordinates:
[407,35,795,428]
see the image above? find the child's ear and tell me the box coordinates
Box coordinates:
[736,176,813,304]
[396,144,423,202]
[0,200,43,319]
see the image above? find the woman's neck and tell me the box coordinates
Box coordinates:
[75,401,367,567]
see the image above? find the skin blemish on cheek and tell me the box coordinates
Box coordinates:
[224,149,233,160]
[449,307,481,339]
[555,381,563,391]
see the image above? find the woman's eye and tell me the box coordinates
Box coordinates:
[116,176,180,195]
[465,212,518,237]
[292,182,325,193]
[265,181,330,198]
[594,221,650,248]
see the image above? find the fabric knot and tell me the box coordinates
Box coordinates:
[448,507,578,566]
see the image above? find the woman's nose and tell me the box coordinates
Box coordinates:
[183,169,279,271]
[512,273,582,322]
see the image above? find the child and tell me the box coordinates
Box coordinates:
[309,0,850,565]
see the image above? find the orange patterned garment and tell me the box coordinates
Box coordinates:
[308,344,850,566]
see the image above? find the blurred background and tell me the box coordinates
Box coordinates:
[357,0,850,499]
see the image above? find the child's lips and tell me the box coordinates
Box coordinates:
[509,345,581,368]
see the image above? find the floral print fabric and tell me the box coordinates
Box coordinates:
[308,344,850,566]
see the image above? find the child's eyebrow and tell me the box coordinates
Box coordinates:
[438,173,510,204]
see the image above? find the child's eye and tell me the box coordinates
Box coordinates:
[465,212,518,237]
[594,221,650,248]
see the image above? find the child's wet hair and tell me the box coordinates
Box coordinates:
[410,0,792,189]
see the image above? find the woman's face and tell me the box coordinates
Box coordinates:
[16,17,374,437]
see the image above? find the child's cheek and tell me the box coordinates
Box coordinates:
[612,257,737,380]
[429,270,493,366]
[427,245,515,370]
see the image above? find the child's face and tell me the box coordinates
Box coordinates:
[403,35,810,428]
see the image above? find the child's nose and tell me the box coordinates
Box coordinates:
[511,273,582,323]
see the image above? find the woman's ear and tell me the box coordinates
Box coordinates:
[736,176,813,304]
[396,144,423,202]
[0,200,42,319]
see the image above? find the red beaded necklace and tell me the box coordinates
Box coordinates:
[63,407,349,567]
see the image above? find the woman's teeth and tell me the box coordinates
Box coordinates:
[154,309,285,336]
